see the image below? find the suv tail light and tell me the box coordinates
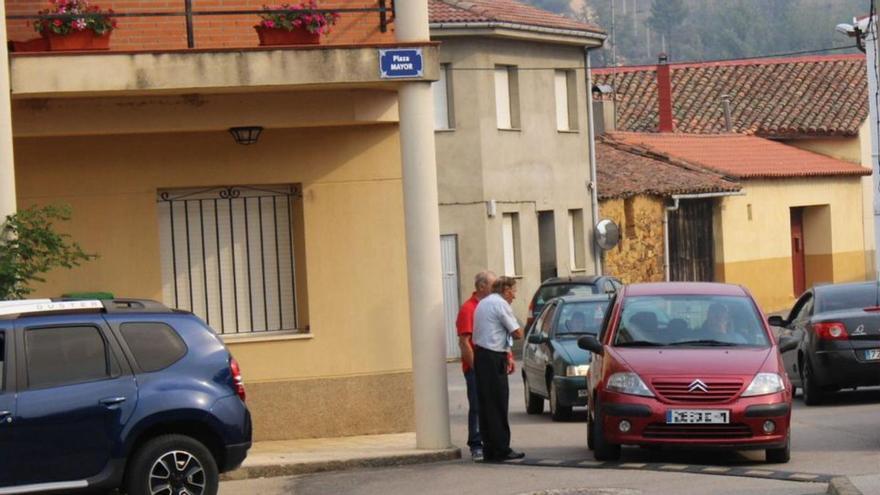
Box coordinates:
[230,357,246,401]
[813,322,848,341]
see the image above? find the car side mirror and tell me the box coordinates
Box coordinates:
[528,333,548,345]
[577,335,604,355]
[768,315,786,327]
[778,336,798,353]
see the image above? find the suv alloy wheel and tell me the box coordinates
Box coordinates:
[125,434,219,495]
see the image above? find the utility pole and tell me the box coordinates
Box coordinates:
[0,0,17,221]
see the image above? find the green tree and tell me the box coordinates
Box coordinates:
[0,204,96,299]
[648,0,688,58]
[529,0,572,14]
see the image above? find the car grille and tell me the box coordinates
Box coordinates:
[651,379,744,403]
[643,423,752,439]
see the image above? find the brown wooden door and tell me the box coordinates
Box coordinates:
[669,199,715,282]
[790,208,806,296]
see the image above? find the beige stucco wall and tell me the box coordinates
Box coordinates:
[715,177,867,312]
[782,121,875,279]
[599,196,665,284]
[434,35,598,319]
[12,91,415,440]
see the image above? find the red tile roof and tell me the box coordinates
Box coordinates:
[428,0,603,34]
[597,139,741,200]
[608,132,871,180]
[593,54,867,137]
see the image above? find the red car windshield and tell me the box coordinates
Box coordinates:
[613,295,769,348]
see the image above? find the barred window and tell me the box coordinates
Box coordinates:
[157,185,304,335]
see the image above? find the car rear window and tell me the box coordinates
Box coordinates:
[555,300,609,336]
[817,284,878,313]
[535,284,598,305]
[120,322,187,372]
[614,295,769,347]
[26,326,116,389]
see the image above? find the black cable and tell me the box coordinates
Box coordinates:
[446,45,856,72]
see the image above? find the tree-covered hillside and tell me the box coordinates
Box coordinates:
[524,0,866,66]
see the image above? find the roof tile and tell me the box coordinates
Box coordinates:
[428,0,602,33]
[608,132,871,180]
[597,140,741,200]
[593,54,867,137]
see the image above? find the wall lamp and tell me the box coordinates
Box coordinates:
[228,126,263,145]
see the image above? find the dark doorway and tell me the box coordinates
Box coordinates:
[668,199,715,282]
[790,207,806,296]
[538,211,557,282]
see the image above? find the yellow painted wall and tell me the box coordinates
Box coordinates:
[14,124,413,383]
[715,177,867,312]
[783,123,876,279]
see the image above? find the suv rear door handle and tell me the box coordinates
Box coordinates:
[0,411,11,423]
[100,397,127,408]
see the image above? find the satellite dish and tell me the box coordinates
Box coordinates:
[594,219,620,251]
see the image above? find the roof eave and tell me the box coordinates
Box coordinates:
[430,22,607,47]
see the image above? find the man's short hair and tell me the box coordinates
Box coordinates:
[492,276,517,294]
[474,270,497,289]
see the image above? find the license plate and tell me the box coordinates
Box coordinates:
[577,389,588,398]
[865,349,880,361]
[666,409,730,424]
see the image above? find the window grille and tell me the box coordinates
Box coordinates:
[157,185,300,334]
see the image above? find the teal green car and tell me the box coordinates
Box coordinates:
[522,295,611,421]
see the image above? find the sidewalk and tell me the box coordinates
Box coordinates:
[221,433,462,481]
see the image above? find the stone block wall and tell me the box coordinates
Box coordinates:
[600,195,666,284]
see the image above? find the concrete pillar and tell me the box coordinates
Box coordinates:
[395,0,452,450]
[0,5,16,220]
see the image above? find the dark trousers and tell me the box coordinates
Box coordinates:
[464,369,482,451]
[474,346,512,460]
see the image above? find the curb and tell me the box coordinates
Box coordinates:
[827,477,863,495]
[220,448,462,481]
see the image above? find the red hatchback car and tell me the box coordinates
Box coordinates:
[579,283,796,463]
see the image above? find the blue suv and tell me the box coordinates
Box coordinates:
[0,298,252,495]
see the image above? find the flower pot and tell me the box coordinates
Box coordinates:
[10,37,50,52]
[44,30,111,51]
[254,26,321,46]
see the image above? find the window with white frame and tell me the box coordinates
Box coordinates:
[433,63,454,130]
[569,209,586,270]
[157,185,304,335]
[502,213,522,276]
[555,70,579,131]
[495,65,520,129]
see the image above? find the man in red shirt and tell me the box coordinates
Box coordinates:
[458,270,514,460]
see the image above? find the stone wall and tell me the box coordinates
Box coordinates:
[600,195,666,284]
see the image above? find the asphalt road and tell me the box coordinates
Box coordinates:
[220,361,880,494]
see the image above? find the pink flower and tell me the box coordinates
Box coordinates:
[52,19,62,26]
[263,19,275,28]
[73,18,87,30]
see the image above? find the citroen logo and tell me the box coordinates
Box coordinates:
[688,379,709,393]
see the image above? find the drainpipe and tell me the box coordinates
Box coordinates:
[663,191,745,281]
[585,47,603,275]
[0,2,16,221]
[395,0,451,450]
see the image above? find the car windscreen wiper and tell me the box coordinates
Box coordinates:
[614,340,667,347]
[668,339,737,346]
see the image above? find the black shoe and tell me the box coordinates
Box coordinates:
[498,450,525,461]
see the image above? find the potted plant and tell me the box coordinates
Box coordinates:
[255,1,340,46]
[34,0,117,51]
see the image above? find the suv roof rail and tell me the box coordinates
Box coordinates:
[0,298,171,318]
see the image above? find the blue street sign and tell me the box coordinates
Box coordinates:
[379,48,424,79]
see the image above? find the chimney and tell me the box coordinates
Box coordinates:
[721,94,732,132]
[591,84,616,135]
[656,53,674,132]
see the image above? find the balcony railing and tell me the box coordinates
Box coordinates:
[6,0,396,52]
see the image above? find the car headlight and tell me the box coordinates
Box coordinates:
[742,373,786,397]
[606,372,654,397]
[566,364,590,377]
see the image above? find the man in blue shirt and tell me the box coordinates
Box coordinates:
[473,276,525,462]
